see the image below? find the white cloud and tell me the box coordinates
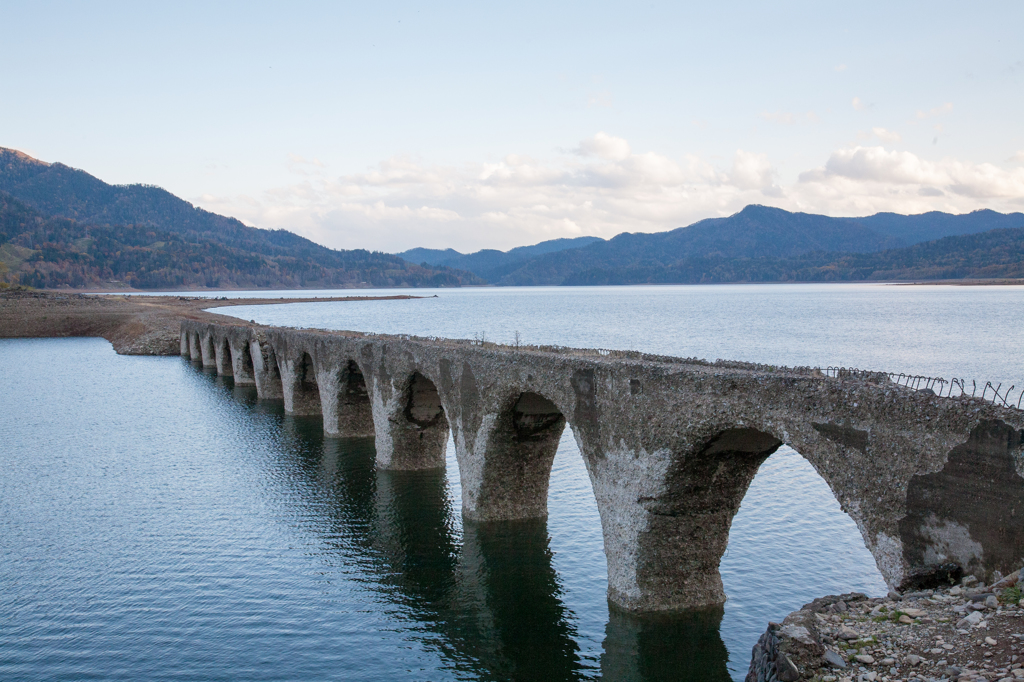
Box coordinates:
[799,145,1024,200]
[729,150,777,191]
[575,132,631,161]
[852,97,867,111]
[1010,151,1024,163]
[194,138,1024,253]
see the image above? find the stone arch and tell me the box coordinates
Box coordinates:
[283,351,322,416]
[377,371,450,470]
[323,359,374,438]
[617,422,899,613]
[465,390,568,522]
[622,426,785,612]
[215,337,233,377]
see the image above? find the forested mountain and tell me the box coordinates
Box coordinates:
[399,236,603,282]
[842,210,1022,246]
[561,226,1024,285]
[0,148,480,289]
[486,205,1024,285]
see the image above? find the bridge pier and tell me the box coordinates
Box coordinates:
[215,337,232,377]
[250,340,283,399]
[461,392,567,522]
[603,427,784,612]
[199,333,215,368]
[280,351,322,416]
[228,338,256,386]
[319,359,374,438]
[188,331,201,362]
[374,371,450,470]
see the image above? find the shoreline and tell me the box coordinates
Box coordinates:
[0,288,422,355]
[33,279,1024,295]
[748,572,1024,681]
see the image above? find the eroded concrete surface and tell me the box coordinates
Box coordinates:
[182,319,1024,614]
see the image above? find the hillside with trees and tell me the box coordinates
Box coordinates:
[0,149,480,289]
[560,226,1024,285]
[488,205,1024,285]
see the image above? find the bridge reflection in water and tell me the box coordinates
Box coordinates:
[205,370,732,681]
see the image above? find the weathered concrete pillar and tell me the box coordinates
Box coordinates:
[280,351,322,415]
[214,337,233,377]
[251,340,283,400]
[374,371,450,469]
[199,334,215,368]
[604,427,783,612]
[188,331,201,362]
[318,359,375,438]
[462,392,567,521]
[229,338,256,386]
[179,331,189,357]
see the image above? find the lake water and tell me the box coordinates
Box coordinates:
[4,283,1022,681]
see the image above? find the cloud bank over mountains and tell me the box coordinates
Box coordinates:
[197,133,1024,253]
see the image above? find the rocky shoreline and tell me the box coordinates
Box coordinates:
[748,571,1024,682]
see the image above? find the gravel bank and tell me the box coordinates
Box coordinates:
[748,571,1024,681]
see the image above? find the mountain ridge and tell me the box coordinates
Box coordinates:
[0,148,482,289]
[399,236,604,282]
[490,205,1024,285]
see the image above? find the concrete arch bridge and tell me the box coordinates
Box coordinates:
[181,319,1024,613]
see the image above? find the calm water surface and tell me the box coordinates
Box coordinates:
[4,284,1022,680]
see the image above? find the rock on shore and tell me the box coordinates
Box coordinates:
[747,571,1024,681]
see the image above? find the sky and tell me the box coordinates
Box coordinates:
[2,1,1023,253]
